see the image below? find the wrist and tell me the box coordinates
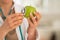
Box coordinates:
[1,26,8,36]
[1,23,10,36]
[28,27,36,34]
[0,26,8,39]
[28,27,36,32]
[27,27,37,40]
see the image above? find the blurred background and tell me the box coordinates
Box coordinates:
[14,0,60,40]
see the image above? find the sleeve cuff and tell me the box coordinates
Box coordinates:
[36,28,40,40]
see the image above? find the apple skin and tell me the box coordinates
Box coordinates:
[24,6,36,18]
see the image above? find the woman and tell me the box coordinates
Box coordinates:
[0,0,41,40]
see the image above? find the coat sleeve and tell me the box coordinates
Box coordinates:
[23,18,40,40]
[36,28,40,40]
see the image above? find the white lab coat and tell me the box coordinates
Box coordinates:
[0,4,40,40]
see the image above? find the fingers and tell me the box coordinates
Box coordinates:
[7,13,23,23]
[9,20,22,28]
[28,18,33,25]
[6,13,24,28]
[8,13,24,20]
[34,12,41,22]
[28,11,41,28]
[30,13,36,24]
[10,15,23,23]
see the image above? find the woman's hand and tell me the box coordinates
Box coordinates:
[27,12,41,40]
[2,13,24,35]
[28,12,41,32]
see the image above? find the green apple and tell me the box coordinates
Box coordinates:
[24,6,36,18]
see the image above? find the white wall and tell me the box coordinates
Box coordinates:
[13,0,60,40]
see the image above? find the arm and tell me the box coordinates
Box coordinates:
[27,28,37,40]
[27,12,41,40]
[0,26,8,40]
